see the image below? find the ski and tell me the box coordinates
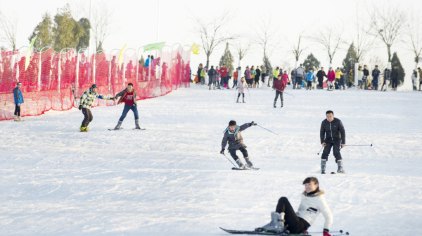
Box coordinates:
[220,227,307,235]
[232,167,260,171]
[108,128,123,131]
[133,128,146,130]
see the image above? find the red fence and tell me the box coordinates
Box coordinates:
[0,46,191,121]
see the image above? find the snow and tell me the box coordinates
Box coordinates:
[1,86,422,236]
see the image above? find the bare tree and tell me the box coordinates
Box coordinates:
[292,34,305,67]
[196,13,234,68]
[406,13,422,66]
[313,27,343,65]
[354,6,374,63]
[235,40,250,67]
[369,5,405,62]
[0,11,17,51]
[91,2,112,52]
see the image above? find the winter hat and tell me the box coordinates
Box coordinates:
[91,84,97,89]
[228,120,236,126]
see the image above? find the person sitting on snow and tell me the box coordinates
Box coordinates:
[220,120,257,168]
[256,177,333,236]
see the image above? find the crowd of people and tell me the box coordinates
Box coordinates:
[194,63,422,92]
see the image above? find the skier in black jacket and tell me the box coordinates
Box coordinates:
[320,110,346,174]
[221,120,257,168]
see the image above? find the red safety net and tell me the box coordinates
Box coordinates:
[0,46,190,121]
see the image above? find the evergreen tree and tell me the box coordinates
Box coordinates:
[29,13,53,50]
[76,18,91,51]
[263,55,272,80]
[391,52,405,85]
[342,43,358,72]
[302,53,320,71]
[219,42,234,74]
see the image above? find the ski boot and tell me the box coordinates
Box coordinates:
[321,159,327,174]
[235,159,245,169]
[80,126,88,132]
[243,156,254,168]
[114,121,122,130]
[135,119,141,129]
[255,212,285,233]
[337,160,345,173]
[273,101,276,108]
[236,97,240,103]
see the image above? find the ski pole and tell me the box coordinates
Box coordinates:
[317,145,324,155]
[257,124,279,136]
[309,230,349,235]
[221,153,237,168]
[345,144,373,147]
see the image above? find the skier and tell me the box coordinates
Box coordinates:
[320,110,346,174]
[381,66,391,91]
[112,83,141,130]
[273,73,287,108]
[327,67,336,91]
[236,77,247,103]
[371,65,381,91]
[79,84,113,132]
[316,67,327,89]
[208,66,217,90]
[305,69,315,90]
[256,177,333,236]
[220,120,257,169]
[295,64,305,89]
[13,82,24,121]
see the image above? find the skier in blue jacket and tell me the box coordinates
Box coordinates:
[13,82,24,121]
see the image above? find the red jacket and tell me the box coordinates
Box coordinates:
[220,67,228,77]
[274,78,286,91]
[327,70,336,82]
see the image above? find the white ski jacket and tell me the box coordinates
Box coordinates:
[296,191,333,230]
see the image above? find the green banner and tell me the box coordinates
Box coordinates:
[143,42,166,51]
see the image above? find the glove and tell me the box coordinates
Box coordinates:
[78,105,82,110]
[220,149,224,154]
[323,229,331,236]
[250,121,257,126]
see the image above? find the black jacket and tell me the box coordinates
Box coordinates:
[372,69,380,79]
[221,123,252,150]
[320,118,346,144]
[316,70,327,80]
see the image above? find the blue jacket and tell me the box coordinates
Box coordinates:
[306,72,315,82]
[13,87,24,105]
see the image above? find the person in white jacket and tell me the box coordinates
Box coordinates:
[256,177,333,236]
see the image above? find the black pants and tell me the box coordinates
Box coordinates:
[321,141,342,162]
[276,197,310,234]
[229,146,248,161]
[237,93,245,98]
[306,81,312,89]
[318,78,323,88]
[392,79,398,89]
[81,108,93,127]
[233,80,238,88]
[274,91,283,106]
[14,105,21,116]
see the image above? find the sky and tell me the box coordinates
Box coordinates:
[1,0,421,86]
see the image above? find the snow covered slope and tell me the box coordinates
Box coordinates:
[1,87,421,236]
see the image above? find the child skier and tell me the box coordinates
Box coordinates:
[113,83,141,130]
[13,82,24,121]
[256,177,333,236]
[78,84,113,132]
[236,77,247,103]
[220,120,257,169]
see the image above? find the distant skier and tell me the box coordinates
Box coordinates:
[79,84,113,132]
[13,82,24,121]
[320,110,346,174]
[236,77,246,103]
[220,120,257,169]
[256,177,333,236]
[273,73,287,108]
[113,83,141,130]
